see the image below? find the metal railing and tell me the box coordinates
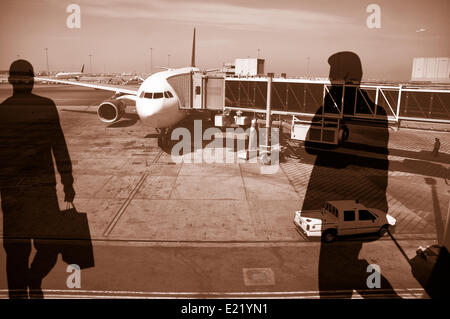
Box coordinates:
[224,77,450,124]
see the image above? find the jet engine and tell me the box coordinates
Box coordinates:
[97,98,126,123]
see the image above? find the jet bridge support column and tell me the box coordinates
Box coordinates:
[261,74,273,165]
[444,199,450,251]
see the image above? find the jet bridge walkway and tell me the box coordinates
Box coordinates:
[167,71,450,145]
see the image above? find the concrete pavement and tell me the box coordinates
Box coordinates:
[0,84,448,298]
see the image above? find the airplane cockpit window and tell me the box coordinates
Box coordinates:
[164,91,174,98]
[141,92,173,99]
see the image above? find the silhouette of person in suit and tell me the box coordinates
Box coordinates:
[0,60,75,298]
[301,52,398,298]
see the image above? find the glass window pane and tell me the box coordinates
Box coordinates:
[153,92,163,99]
[344,210,355,221]
[144,92,153,99]
[359,210,374,220]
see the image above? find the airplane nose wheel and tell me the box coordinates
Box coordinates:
[157,128,171,148]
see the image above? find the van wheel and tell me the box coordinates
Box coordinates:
[378,225,389,237]
[322,230,337,243]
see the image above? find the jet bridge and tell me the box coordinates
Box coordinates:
[167,72,224,110]
[167,71,450,145]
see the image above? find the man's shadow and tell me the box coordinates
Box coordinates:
[0,60,93,298]
[301,52,398,298]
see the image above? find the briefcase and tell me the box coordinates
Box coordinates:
[57,203,95,269]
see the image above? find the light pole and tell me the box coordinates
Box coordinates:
[45,48,49,74]
[168,54,171,68]
[257,49,260,58]
[89,54,93,73]
[307,56,310,78]
[444,190,450,251]
[145,52,147,73]
[150,48,153,74]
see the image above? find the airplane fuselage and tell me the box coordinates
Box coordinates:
[55,72,83,80]
[134,67,199,129]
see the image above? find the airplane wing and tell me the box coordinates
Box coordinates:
[35,77,139,95]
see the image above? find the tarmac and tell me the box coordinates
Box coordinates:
[0,84,449,298]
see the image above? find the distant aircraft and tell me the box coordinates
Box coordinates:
[55,64,85,80]
[37,29,200,146]
[124,75,146,85]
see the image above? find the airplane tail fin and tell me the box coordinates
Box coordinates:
[191,28,196,67]
[81,64,85,73]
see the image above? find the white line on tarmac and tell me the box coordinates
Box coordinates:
[0,288,426,299]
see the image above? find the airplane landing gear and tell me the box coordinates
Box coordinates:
[157,128,172,148]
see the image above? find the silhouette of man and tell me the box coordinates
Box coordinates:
[301,52,398,298]
[0,60,75,298]
[432,138,440,157]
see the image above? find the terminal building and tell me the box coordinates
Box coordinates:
[411,57,450,83]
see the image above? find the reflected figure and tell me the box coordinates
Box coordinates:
[410,244,450,298]
[432,138,440,157]
[0,60,75,298]
[301,52,398,298]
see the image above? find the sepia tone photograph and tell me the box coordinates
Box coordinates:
[0,0,449,307]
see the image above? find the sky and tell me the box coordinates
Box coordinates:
[0,0,449,81]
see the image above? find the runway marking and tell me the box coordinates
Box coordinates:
[0,233,437,248]
[103,149,164,236]
[103,173,148,236]
[0,288,426,299]
[151,150,164,164]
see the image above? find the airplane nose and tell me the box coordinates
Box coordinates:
[135,98,169,127]
[137,99,164,118]
[135,97,184,129]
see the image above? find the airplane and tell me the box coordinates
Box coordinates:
[124,75,146,85]
[37,30,200,146]
[55,64,85,80]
